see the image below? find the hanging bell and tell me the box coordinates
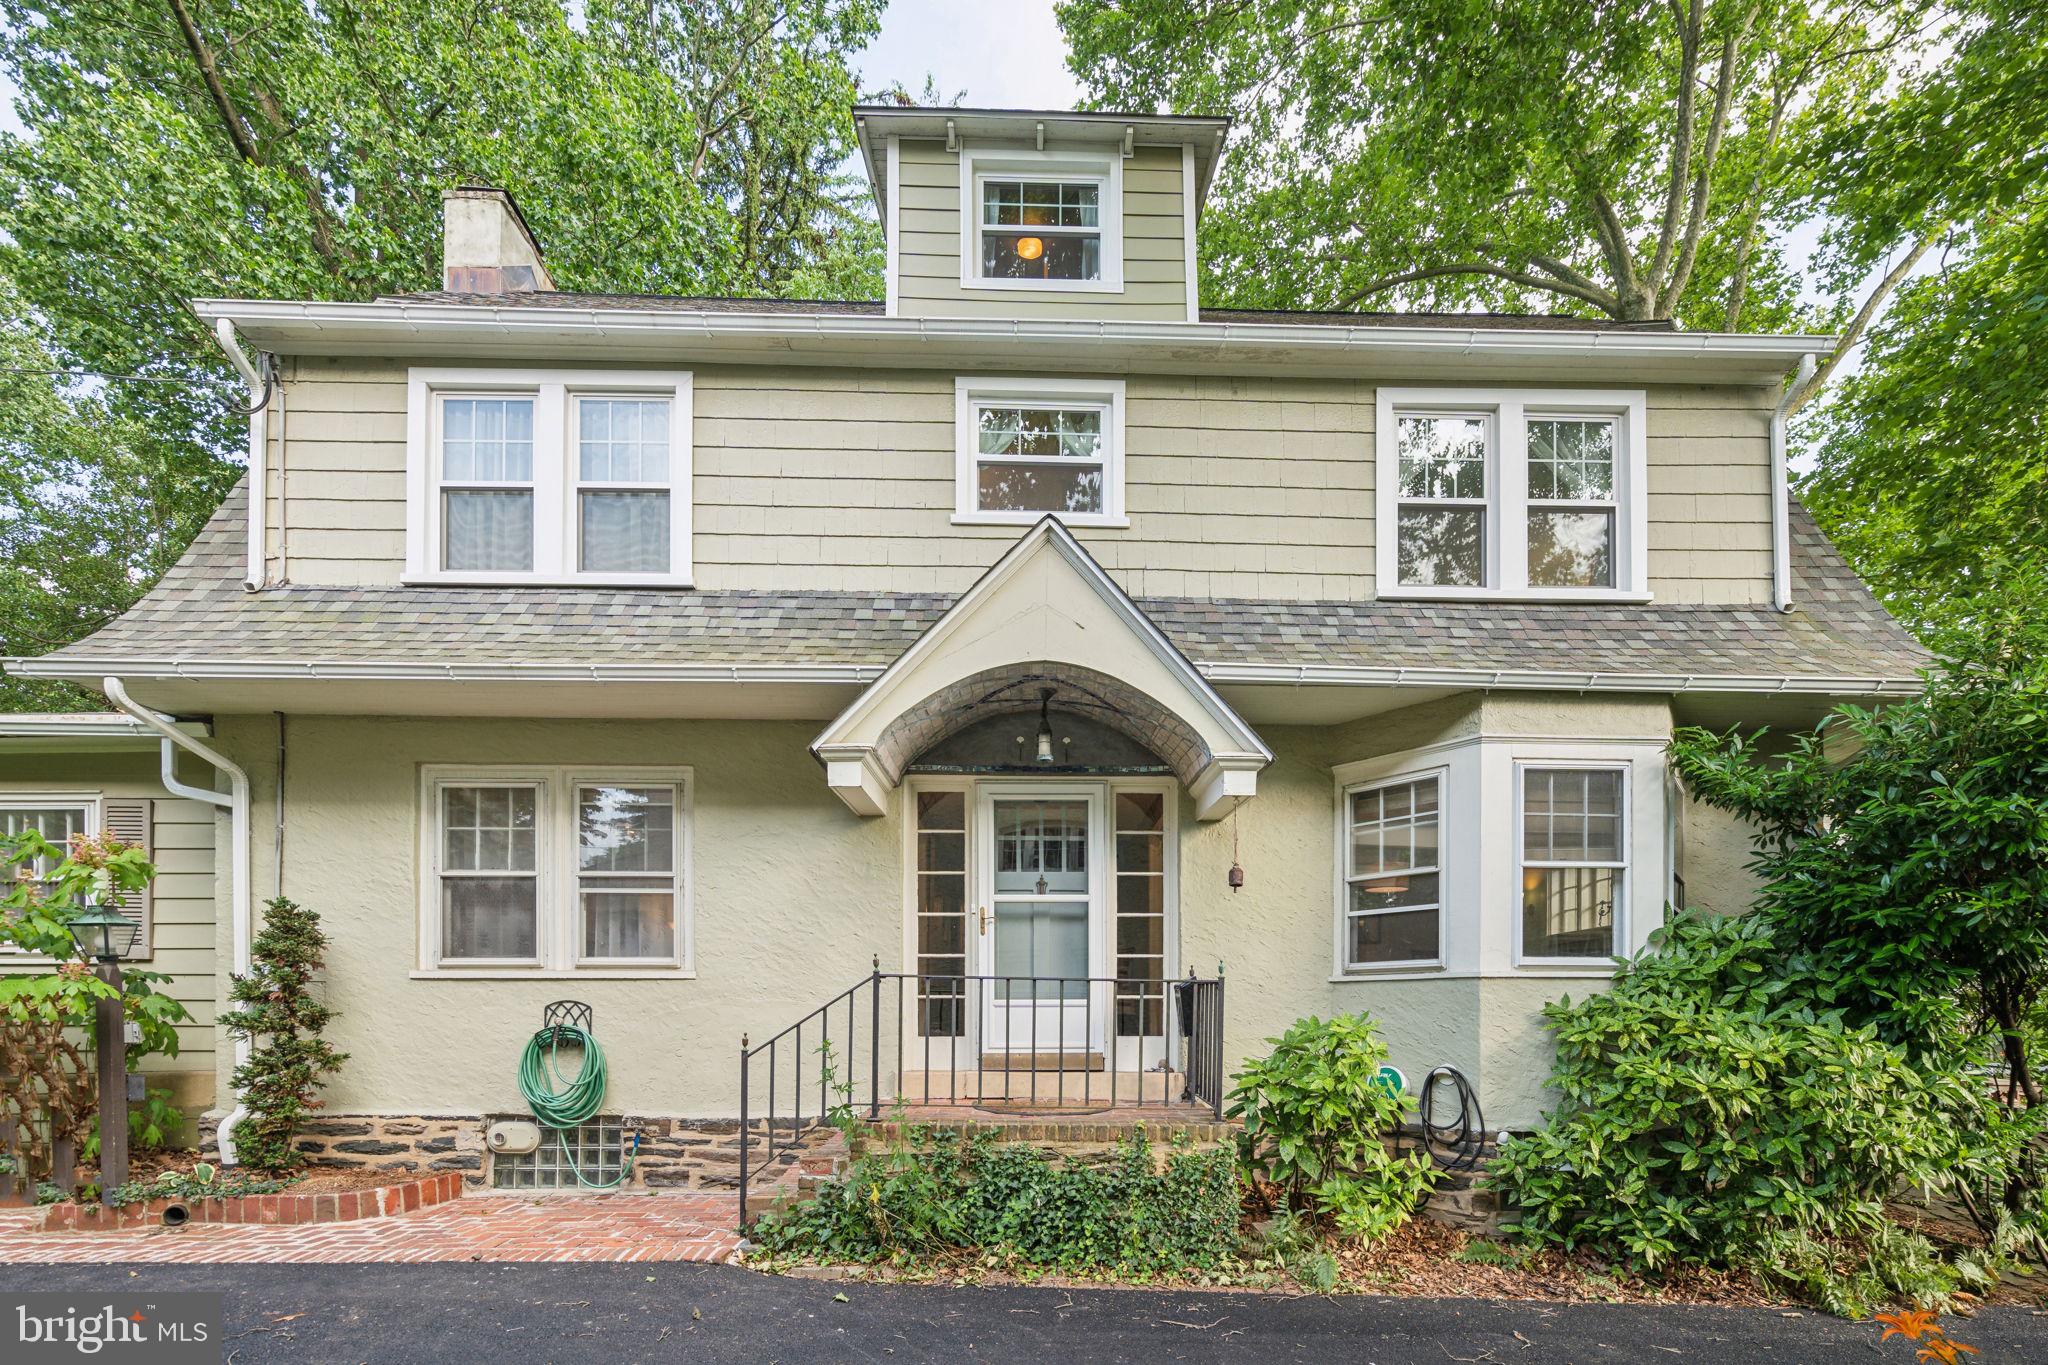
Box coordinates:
[1228,862,1245,892]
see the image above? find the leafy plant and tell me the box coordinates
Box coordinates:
[0,828,189,1183]
[1228,1013,1436,1243]
[1489,911,2031,1315]
[106,1167,286,1208]
[217,897,348,1174]
[754,1126,1242,1276]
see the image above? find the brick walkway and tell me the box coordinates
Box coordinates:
[0,1192,744,1265]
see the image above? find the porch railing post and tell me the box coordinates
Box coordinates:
[869,957,882,1120]
[1213,965,1226,1120]
[738,1034,751,1227]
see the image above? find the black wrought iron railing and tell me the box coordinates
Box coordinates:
[736,963,1225,1223]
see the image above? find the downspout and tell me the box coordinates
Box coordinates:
[102,677,255,1166]
[212,318,267,591]
[1768,353,1817,613]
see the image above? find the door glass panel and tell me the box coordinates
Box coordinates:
[993,900,1087,1000]
[993,800,1088,893]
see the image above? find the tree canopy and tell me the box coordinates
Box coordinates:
[0,0,887,708]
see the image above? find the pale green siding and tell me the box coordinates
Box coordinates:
[260,358,1775,605]
[894,139,1190,321]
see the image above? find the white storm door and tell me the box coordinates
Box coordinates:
[975,787,1105,1056]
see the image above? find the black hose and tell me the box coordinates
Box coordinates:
[1417,1065,1489,1172]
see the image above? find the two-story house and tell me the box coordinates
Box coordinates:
[3,104,1926,1189]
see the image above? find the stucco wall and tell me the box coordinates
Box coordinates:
[194,691,1773,1131]
[0,748,218,1114]
[260,359,1771,604]
[893,139,1190,321]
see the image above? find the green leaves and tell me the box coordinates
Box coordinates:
[1227,1013,1436,1242]
[219,896,348,1174]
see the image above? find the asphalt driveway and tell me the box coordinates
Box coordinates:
[5,1261,2042,1364]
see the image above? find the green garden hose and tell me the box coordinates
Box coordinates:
[518,1024,638,1190]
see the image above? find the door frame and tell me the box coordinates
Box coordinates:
[973,781,1107,1056]
[901,775,1181,1064]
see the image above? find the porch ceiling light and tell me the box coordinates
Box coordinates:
[1034,688,1057,765]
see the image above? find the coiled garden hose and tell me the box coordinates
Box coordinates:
[1416,1064,1490,1172]
[518,1024,639,1190]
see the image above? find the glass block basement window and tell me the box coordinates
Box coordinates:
[491,1117,627,1190]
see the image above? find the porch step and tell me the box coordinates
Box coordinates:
[978,1052,1106,1072]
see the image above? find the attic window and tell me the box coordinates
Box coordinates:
[981,180,1101,281]
[960,147,1123,293]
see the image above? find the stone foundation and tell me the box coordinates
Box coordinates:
[200,1112,779,1190]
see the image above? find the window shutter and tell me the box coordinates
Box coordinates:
[100,798,153,960]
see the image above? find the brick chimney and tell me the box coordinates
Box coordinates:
[440,185,556,293]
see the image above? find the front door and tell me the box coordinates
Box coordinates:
[975,787,1104,1057]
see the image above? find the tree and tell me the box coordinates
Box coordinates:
[218,897,348,1174]
[0,0,885,710]
[1055,0,1967,406]
[1669,572,2048,1113]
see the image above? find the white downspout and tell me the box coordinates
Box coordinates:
[212,318,267,592]
[102,677,255,1166]
[1769,353,1817,613]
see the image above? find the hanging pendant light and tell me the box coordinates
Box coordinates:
[1034,688,1057,765]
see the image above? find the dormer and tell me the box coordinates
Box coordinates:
[855,107,1230,323]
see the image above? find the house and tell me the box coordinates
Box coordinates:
[1,104,1926,1187]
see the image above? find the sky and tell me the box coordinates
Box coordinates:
[855,0,1083,109]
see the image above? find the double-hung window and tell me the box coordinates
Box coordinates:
[954,378,1126,526]
[961,147,1123,291]
[422,766,691,974]
[1518,765,1627,962]
[1376,389,1647,600]
[1,802,92,955]
[408,370,691,585]
[1343,775,1442,968]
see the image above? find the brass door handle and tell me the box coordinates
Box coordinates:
[977,905,991,936]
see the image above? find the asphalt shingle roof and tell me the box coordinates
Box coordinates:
[26,482,1926,687]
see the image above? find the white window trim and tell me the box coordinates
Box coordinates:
[1375,387,1649,602]
[416,764,693,977]
[958,143,1125,294]
[0,795,99,963]
[952,376,1128,528]
[1338,768,1447,972]
[1512,760,1631,969]
[405,368,693,587]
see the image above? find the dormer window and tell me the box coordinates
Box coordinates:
[406,368,693,586]
[980,180,1101,281]
[960,146,1123,293]
[1375,388,1649,602]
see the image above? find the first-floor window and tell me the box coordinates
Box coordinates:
[1,802,92,953]
[425,767,689,971]
[1519,766,1625,960]
[1344,775,1442,968]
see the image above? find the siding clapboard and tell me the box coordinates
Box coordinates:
[264,357,1774,605]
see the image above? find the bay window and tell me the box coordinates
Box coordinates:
[421,766,691,974]
[407,369,691,585]
[1518,765,1627,962]
[1342,774,1443,969]
[1376,388,1647,600]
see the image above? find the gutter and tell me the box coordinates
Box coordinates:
[100,677,256,1167]
[188,299,1837,372]
[1770,352,1818,613]
[210,319,267,592]
[4,655,1924,697]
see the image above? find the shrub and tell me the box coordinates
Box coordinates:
[753,1126,1241,1275]
[218,897,348,1174]
[1489,911,2031,1313]
[1228,1013,1436,1242]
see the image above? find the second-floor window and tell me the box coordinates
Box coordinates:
[980,179,1101,282]
[1375,388,1647,601]
[406,369,693,586]
[954,377,1127,527]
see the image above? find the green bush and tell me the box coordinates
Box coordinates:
[1227,1013,1436,1242]
[752,1126,1241,1275]
[1489,911,2029,1313]
[218,897,348,1174]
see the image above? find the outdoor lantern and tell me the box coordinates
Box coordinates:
[67,902,140,963]
[1034,688,1057,764]
[1014,235,1045,261]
